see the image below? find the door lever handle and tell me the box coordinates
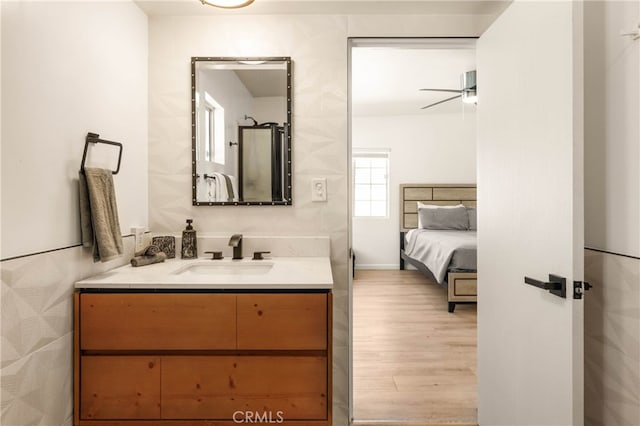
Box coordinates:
[524,274,566,298]
[524,277,561,290]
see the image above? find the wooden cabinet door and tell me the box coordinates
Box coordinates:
[80,293,236,350]
[80,356,160,420]
[161,355,328,420]
[237,294,327,350]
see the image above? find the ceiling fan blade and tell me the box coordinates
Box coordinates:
[419,88,462,93]
[421,94,462,110]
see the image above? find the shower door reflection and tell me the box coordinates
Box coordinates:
[239,125,287,202]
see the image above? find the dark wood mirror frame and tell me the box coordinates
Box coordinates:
[190,57,292,206]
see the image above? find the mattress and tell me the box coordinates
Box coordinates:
[404,229,477,284]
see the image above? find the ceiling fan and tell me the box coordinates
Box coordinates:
[420,70,477,110]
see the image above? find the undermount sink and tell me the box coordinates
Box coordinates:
[173,261,274,276]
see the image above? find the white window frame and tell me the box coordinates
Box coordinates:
[203,92,225,165]
[352,149,390,218]
[204,105,214,162]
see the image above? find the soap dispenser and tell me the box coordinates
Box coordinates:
[181,219,197,259]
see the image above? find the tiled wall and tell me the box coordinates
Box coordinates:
[147,14,490,424]
[0,238,135,425]
[584,249,640,426]
[148,17,351,421]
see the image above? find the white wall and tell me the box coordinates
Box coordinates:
[583,2,640,425]
[1,1,148,259]
[584,0,640,258]
[254,96,287,125]
[352,112,476,268]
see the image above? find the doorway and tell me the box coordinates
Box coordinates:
[348,38,478,424]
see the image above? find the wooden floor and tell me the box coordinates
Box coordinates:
[352,270,477,425]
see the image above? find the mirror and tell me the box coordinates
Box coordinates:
[191,57,292,206]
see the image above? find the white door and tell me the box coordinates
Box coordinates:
[477,1,584,425]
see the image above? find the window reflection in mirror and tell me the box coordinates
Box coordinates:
[191,57,292,206]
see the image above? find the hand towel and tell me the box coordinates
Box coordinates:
[78,172,93,248]
[222,173,234,201]
[207,177,215,201]
[79,168,123,262]
[131,252,167,267]
[213,172,229,201]
[228,175,239,201]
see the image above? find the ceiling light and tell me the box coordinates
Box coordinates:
[199,0,254,9]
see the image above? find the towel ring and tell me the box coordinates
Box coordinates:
[80,132,123,175]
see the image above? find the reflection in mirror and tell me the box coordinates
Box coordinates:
[191,57,292,206]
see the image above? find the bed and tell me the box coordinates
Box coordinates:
[399,184,477,312]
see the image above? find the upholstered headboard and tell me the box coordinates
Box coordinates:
[400,184,477,232]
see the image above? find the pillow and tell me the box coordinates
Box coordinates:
[466,207,477,230]
[417,203,469,230]
[416,202,462,228]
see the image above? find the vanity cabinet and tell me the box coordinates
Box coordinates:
[74,291,332,426]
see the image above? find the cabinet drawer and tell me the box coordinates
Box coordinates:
[161,355,328,420]
[237,294,328,350]
[80,356,160,420]
[80,293,236,350]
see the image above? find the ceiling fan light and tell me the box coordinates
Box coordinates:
[460,70,477,104]
[199,0,254,9]
[461,70,476,90]
[462,89,477,104]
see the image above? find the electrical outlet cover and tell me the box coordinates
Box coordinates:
[131,226,146,252]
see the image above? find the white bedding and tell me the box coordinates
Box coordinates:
[404,229,477,284]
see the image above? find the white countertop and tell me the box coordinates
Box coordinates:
[75,257,333,290]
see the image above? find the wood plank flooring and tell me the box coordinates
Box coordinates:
[352,270,477,425]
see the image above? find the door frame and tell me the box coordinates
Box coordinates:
[347,37,479,423]
[347,25,586,422]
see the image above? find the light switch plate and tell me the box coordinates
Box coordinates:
[311,178,327,202]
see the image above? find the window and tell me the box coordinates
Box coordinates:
[353,150,389,217]
[204,105,214,161]
[203,92,225,164]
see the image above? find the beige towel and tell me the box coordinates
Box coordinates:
[78,172,93,248]
[131,252,167,267]
[79,168,123,262]
[135,244,161,257]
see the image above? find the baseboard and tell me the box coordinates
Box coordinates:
[355,264,399,270]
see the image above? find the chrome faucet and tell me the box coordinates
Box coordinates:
[228,234,243,260]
